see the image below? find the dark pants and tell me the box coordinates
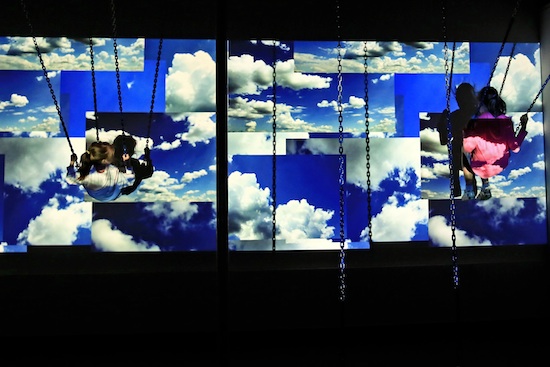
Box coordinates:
[119,157,154,195]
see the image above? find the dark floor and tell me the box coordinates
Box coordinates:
[1,247,548,366]
[2,319,548,366]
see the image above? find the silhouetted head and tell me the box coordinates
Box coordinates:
[113,134,137,158]
[455,83,478,110]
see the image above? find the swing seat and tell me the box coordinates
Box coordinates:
[463,117,514,143]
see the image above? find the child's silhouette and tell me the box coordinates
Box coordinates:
[112,134,154,196]
[437,82,479,198]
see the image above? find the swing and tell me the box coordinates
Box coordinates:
[89,36,161,195]
[21,0,162,198]
[104,0,162,195]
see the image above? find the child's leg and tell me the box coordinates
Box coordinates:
[477,178,492,200]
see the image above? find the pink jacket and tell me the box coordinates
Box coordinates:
[462,112,527,179]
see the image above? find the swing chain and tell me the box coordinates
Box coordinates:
[513,72,550,135]
[19,0,76,156]
[110,0,126,146]
[363,41,373,245]
[146,38,164,149]
[89,38,100,142]
[487,0,522,88]
[442,0,459,290]
[499,43,517,96]
[527,73,550,115]
[272,40,278,252]
[336,0,346,303]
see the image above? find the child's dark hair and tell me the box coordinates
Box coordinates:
[478,86,507,117]
[112,134,137,169]
[77,141,114,180]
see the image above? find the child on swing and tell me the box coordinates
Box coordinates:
[66,141,135,202]
[111,134,154,195]
[462,86,529,200]
[437,82,480,198]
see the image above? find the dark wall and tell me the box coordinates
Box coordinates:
[1,0,548,41]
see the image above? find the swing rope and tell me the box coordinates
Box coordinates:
[19,0,76,157]
[271,40,278,252]
[335,0,346,304]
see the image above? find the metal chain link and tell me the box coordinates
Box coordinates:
[499,42,517,96]
[336,0,346,303]
[89,38,100,142]
[110,0,126,145]
[485,0,522,88]
[19,0,76,157]
[527,73,550,114]
[514,72,550,135]
[363,41,373,245]
[146,38,164,149]
[442,0,459,290]
[271,40,278,252]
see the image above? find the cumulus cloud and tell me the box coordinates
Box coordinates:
[17,196,91,245]
[92,219,160,251]
[166,51,216,113]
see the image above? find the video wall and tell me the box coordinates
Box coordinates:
[0,37,546,252]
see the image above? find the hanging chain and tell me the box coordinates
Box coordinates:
[336,0,346,303]
[526,73,550,114]
[110,0,126,141]
[513,72,550,135]
[486,0,522,88]
[499,42,517,96]
[89,38,100,142]
[363,41,373,246]
[271,40,278,252]
[19,0,76,156]
[146,38,163,149]
[442,0,459,290]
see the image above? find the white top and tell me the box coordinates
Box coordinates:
[66,164,135,202]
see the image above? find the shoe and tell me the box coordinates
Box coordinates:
[476,188,492,200]
[461,189,475,200]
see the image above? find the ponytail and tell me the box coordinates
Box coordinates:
[478,86,507,117]
[76,141,114,180]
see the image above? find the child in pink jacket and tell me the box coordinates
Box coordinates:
[462,86,528,200]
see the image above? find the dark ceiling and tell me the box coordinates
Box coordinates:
[0,0,549,42]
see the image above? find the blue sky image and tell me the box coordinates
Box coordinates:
[0,37,547,252]
[0,37,217,251]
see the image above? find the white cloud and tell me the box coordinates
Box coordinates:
[17,197,91,245]
[91,219,160,252]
